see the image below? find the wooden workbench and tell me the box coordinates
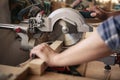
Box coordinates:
[0,65,98,80]
[0,40,98,80]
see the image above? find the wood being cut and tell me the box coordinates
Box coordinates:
[29,40,63,75]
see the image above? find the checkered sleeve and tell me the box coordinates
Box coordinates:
[97,15,120,52]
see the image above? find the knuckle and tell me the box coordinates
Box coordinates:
[39,47,44,51]
[41,43,48,48]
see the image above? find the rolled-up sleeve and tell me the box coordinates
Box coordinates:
[97,15,120,52]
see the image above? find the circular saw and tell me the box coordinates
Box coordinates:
[37,8,93,46]
[0,8,93,50]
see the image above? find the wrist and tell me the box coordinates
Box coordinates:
[47,53,58,67]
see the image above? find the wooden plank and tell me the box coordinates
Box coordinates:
[0,65,28,80]
[50,40,63,52]
[26,72,99,80]
[29,40,63,75]
[0,65,21,75]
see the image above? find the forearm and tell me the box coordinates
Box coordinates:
[87,6,120,20]
[109,10,120,17]
[50,31,112,66]
[71,0,81,8]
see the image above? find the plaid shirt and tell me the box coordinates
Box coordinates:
[97,15,120,52]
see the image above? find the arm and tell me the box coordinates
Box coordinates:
[108,10,120,17]
[52,15,120,66]
[87,6,120,20]
[50,30,112,66]
[30,30,112,67]
[30,15,120,67]
[71,0,82,8]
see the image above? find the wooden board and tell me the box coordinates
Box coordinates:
[0,65,28,80]
[26,72,99,80]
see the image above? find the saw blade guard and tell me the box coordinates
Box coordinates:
[46,8,93,32]
[45,8,93,46]
[48,19,84,47]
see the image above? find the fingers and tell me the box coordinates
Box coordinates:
[33,43,48,50]
[86,6,108,20]
[30,43,49,58]
[90,12,97,17]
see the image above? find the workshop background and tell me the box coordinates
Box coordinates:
[0,0,120,80]
[0,0,96,66]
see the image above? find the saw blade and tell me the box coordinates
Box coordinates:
[48,20,84,47]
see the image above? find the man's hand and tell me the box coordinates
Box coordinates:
[87,6,110,20]
[30,43,58,66]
